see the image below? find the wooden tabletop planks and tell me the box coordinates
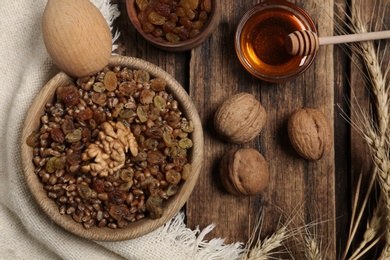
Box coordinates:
[187,0,336,252]
[112,0,389,257]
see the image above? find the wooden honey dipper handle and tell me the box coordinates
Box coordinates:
[285,30,390,56]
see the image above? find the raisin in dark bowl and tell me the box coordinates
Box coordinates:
[21,56,204,241]
[126,0,219,51]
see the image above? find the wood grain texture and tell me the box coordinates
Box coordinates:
[186,1,337,252]
[42,0,112,77]
[348,0,390,258]
[110,0,388,257]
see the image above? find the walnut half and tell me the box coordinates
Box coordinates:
[81,121,138,177]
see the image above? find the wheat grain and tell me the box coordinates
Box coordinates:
[241,211,289,260]
[335,1,390,258]
[300,217,324,260]
[344,98,390,258]
[349,195,385,260]
[347,1,390,257]
[244,227,288,260]
[241,2,389,256]
[304,235,323,260]
[350,10,388,140]
[358,78,390,259]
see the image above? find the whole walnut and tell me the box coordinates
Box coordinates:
[214,93,266,144]
[219,148,269,196]
[287,108,332,160]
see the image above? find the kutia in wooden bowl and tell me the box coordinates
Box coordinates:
[21,55,204,241]
[126,0,220,52]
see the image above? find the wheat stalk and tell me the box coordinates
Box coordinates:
[349,195,385,260]
[334,0,390,258]
[338,81,388,259]
[242,208,330,260]
[245,227,288,260]
[300,217,325,260]
[349,2,389,139]
[348,1,390,258]
[242,1,389,258]
[304,235,323,260]
[241,211,291,260]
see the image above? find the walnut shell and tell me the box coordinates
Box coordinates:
[219,148,269,196]
[287,108,332,160]
[214,93,266,144]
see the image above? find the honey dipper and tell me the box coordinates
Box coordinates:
[285,30,390,56]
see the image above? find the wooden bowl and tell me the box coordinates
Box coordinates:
[126,0,220,52]
[21,56,204,241]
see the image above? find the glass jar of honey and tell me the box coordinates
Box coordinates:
[235,0,317,83]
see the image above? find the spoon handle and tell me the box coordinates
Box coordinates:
[319,30,390,45]
[285,30,390,56]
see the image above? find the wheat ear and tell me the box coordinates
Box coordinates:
[304,237,322,260]
[348,192,385,260]
[303,226,323,260]
[241,210,293,260]
[342,97,389,259]
[349,3,390,258]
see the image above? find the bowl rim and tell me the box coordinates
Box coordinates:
[20,55,204,241]
[126,0,220,52]
[234,0,317,83]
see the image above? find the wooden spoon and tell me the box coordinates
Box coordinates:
[285,30,390,56]
[42,0,112,78]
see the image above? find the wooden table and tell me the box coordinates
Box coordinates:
[112,0,389,258]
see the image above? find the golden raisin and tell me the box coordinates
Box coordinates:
[146,195,163,219]
[118,82,136,96]
[142,22,155,34]
[26,131,41,147]
[154,95,167,110]
[147,151,165,165]
[162,21,176,33]
[165,169,181,184]
[109,206,131,221]
[45,157,58,173]
[91,92,107,106]
[65,129,82,143]
[165,184,178,196]
[136,106,148,123]
[139,89,155,105]
[148,12,166,25]
[181,0,199,10]
[136,0,149,11]
[77,184,92,199]
[163,131,175,147]
[150,78,167,91]
[179,137,193,149]
[103,71,118,92]
[134,70,150,84]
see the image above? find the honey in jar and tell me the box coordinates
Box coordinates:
[235,0,317,83]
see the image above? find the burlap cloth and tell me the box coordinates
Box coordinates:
[0,0,243,259]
